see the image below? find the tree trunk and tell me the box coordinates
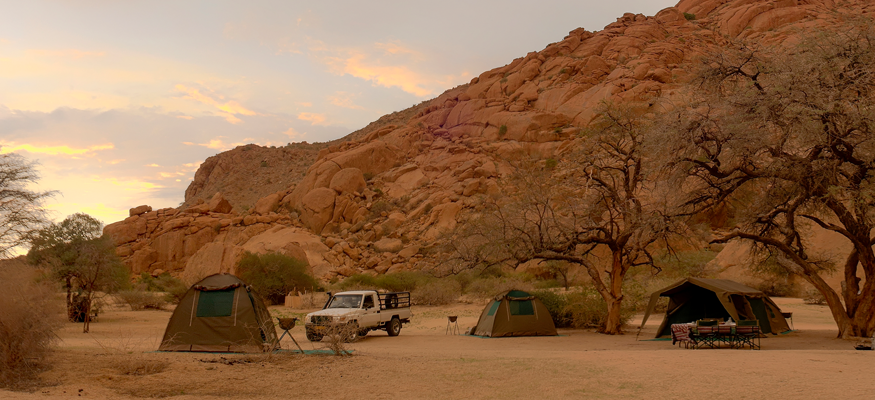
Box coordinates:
[82,293,92,333]
[805,272,857,338]
[65,276,72,308]
[603,298,623,335]
[600,251,626,335]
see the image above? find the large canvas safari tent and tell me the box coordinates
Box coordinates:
[639,277,790,337]
[159,273,278,352]
[472,290,558,337]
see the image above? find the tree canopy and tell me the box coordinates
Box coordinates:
[0,152,55,258]
[659,22,875,338]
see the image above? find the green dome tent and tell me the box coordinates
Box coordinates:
[472,290,558,337]
[158,273,278,353]
[639,277,791,337]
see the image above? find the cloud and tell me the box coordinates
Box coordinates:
[283,127,303,140]
[295,102,312,107]
[183,137,249,151]
[176,115,193,120]
[297,112,327,126]
[26,49,106,59]
[328,92,364,110]
[175,84,260,124]
[0,141,114,156]
[311,40,464,98]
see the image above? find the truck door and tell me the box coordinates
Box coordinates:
[358,294,382,328]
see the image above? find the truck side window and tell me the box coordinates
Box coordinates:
[363,295,375,309]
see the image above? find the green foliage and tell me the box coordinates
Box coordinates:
[545,158,558,170]
[136,272,188,304]
[27,214,129,330]
[533,286,637,330]
[498,125,508,137]
[260,161,268,168]
[237,251,320,305]
[683,12,696,20]
[653,249,718,279]
[338,271,426,292]
[116,290,166,311]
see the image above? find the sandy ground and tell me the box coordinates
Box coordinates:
[3,297,874,399]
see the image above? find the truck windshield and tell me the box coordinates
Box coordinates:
[327,294,363,309]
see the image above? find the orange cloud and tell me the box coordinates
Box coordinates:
[0,141,114,156]
[297,112,328,126]
[175,84,259,124]
[183,138,248,151]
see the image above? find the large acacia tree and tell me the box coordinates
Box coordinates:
[445,105,682,334]
[660,23,875,338]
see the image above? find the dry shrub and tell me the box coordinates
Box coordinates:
[113,356,169,376]
[0,264,63,389]
[93,331,169,376]
[804,287,827,305]
[412,279,460,305]
[321,323,357,356]
[300,291,327,308]
[115,290,166,311]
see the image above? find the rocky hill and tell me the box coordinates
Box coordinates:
[103,0,874,285]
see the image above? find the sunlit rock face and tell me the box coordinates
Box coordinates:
[106,0,867,283]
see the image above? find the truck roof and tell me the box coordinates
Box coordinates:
[332,290,376,295]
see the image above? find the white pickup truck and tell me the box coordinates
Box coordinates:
[304,290,412,342]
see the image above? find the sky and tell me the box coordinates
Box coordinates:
[0,0,677,227]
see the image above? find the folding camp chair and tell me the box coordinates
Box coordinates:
[692,320,719,349]
[277,317,305,353]
[735,320,760,350]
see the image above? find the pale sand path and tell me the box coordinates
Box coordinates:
[3,297,873,399]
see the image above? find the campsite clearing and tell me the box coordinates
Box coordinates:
[2,297,873,399]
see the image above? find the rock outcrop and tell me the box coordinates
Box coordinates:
[105,0,872,284]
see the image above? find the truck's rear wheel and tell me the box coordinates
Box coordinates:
[387,317,401,336]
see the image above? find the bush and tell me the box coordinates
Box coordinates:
[498,125,508,137]
[532,287,637,331]
[136,272,187,304]
[116,290,167,311]
[411,279,460,305]
[683,12,696,20]
[803,287,827,305]
[237,251,320,305]
[750,278,796,298]
[1,265,63,389]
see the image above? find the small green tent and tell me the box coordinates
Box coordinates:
[639,277,790,337]
[158,273,278,352]
[472,290,557,337]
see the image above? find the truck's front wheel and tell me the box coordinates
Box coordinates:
[344,322,360,343]
[306,330,323,342]
[387,317,402,336]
